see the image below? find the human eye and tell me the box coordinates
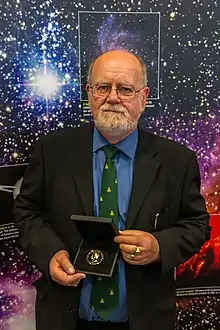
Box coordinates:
[119,86,134,95]
[96,84,110,94]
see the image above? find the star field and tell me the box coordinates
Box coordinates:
[176,296,220,329]
[0,0,219,329]
[0,240,39,329]
[79,11,160,100]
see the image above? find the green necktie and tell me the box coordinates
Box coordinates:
[90,145,120,320]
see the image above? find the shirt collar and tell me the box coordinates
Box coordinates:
[93,126,138,160]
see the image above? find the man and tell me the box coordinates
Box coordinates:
[13,49,210,330]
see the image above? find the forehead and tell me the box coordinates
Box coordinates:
[91,55,142,84]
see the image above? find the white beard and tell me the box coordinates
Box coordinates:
[94,104,138,137]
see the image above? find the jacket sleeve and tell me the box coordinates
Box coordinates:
[152,151,211,274]
[13,138,67,279]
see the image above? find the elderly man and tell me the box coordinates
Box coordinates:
[13,49,210,330]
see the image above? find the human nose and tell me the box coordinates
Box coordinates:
[106,88,120,103]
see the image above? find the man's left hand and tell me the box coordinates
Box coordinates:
[114,230,161,265]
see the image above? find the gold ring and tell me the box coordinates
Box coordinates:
[135,246,141,255]
[129,253,135,260]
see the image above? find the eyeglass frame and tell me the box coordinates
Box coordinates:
[89,83,146,100]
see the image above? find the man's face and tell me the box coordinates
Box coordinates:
[86,51,150,138]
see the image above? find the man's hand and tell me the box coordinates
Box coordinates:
[114,230,161,265]
[49,250,86,286]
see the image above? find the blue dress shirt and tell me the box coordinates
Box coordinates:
[78,127,138,322]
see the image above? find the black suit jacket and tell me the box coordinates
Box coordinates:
[13,123,210,330]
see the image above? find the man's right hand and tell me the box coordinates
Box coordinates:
[49,250,86,286]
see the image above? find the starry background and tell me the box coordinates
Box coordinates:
[0,0,220,329]
[79,11,160,100]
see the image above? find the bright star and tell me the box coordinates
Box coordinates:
[36,74,59,96]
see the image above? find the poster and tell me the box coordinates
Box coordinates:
[0,0,219,329]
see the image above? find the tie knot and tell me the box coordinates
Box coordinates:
[102,145,119,160]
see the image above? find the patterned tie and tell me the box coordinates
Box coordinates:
[90,145,120,320]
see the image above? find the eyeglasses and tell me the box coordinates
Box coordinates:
[90,84,145,100]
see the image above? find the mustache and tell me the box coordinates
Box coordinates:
[99,104,127,113]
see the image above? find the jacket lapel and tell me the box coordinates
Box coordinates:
[126,128,160,229]
[69,123,94,216]
[68,124,160,225]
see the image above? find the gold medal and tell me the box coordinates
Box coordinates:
[86,249,104,265]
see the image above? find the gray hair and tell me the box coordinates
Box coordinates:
[87,50,147,86]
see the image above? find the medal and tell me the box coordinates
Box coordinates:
[86,249,104,265]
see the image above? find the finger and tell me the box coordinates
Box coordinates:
[67,279,81,287]
[63,273,86,286]
[122,252,143,264]
[122,252,143,261]
[52,268,86,286]
[122,252,148,265]
[115,235,140,246]
[53,277,82,286]
[119,230,146,236]
[56,254,75,275]
[119,243,139,254]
